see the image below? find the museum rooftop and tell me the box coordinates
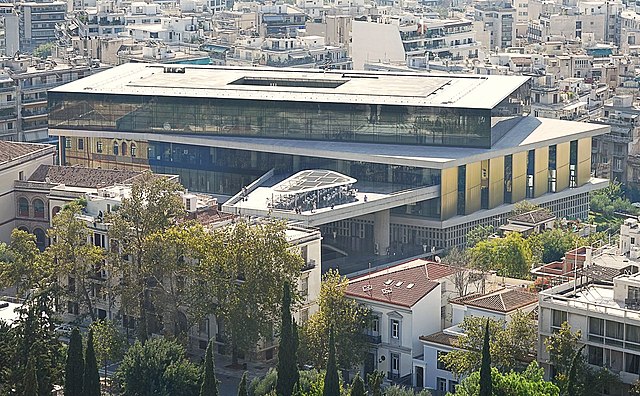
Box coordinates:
[50,63,531,109]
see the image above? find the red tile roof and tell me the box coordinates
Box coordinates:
[346,260,457,308]
[451,288,537,313]
[419,331,459,347]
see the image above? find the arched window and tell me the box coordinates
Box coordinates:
[18,197,29,217]
[113,141,119,155]
[130,143,137,158]
[17,226,29,232]
[121,142,127,156]
[33,199,45,219]
[52,206,61,218]
[33,228,46,251]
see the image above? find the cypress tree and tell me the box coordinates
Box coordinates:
[323,328,340,396]
[237,371,248,396]
[479,319,492,396]
[349,373,365,396]
[24,354,39,396]
[64,327,84,396]
[199,339,218,396]
[83,329,101,396]
[276,282,299,396]
[567,344,586,396]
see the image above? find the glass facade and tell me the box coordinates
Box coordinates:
[49,93,493,148]
[146,142,441,195]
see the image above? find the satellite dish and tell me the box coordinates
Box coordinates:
[434,255,441,263]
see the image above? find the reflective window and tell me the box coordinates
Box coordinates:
[49,93,493,148]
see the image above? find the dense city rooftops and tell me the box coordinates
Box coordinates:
[50,63,530,109]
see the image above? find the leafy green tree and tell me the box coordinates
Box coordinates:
[0,320,14,394]
[567,345,586,396]
[83,329,101,396]
[11,288,65,396]
[300,269,371,369]
[545,322,620,396]
[367,371,384,396]
[116,337,200,396]
[64,328,84,396]
[0,229,51,296]
[200,339,218,396]
[238,371,248,396]
[468,232,533,278]
[33,41,55,58]
[479,320,491,396]
[450,362,559,396]
[107,172,186,341]
[466,225,495,248]
[349,373,365,396]
[323,329,340,396]
[277,281,299,396]
[440,312,536,376]
[47,202,106,321]
[90,319,127,380]
[527,228,582,264]
[193,219,303,364]
[512,201,546,215]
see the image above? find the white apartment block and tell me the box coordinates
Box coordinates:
[538,269,640,393]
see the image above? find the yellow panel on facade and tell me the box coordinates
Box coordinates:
[556,142,570,192]
[577,138,592,186]
[440,167,458,220]
[511,151,527,203]
[465,162,481,215]
[534,147,549,198]
[489,157,504,209]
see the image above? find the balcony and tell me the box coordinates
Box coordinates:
[301,259,316,272]
[363,334,382,344]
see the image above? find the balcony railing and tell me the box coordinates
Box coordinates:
[363,334,382,344]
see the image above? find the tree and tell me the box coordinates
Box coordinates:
[440,312,536,376]
[64,328,84,396]
[107,172,186,341]
[11,288,65,396]
[90,319,127,380]
[443,247,484,298]
[468,232,533,279]
[115,337,200,396]
[527,229,582,264]
[544,322,620,396]
[349,373,365,396]
[322,328,340,396]
[238,372,248,396]
[277,282,299,396]
[24,354,39,396]
[451,362,559,396]
[512,201,546,215]
[200,339,218,396]
[47,201,106,321]
[466,225,495,248]
[479,320,491,396]
[0,229,51,296]
[33,41,55,58]
[83,329,101,396]
[299,269,371,369]
[367,371,384,396]
[196,219,303,365]
[567,345,586,396]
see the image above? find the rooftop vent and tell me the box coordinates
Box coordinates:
[406,283,415,289]
[395,281,404,287]
[384,279,393,285]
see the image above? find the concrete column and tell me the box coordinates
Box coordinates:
[251,152,258,168]
[374,209,390,255]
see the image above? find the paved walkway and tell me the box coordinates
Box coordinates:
[214,353,273,394]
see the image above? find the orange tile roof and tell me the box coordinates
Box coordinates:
[346,260,457,308]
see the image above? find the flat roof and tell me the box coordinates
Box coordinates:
[50,63,530,109]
